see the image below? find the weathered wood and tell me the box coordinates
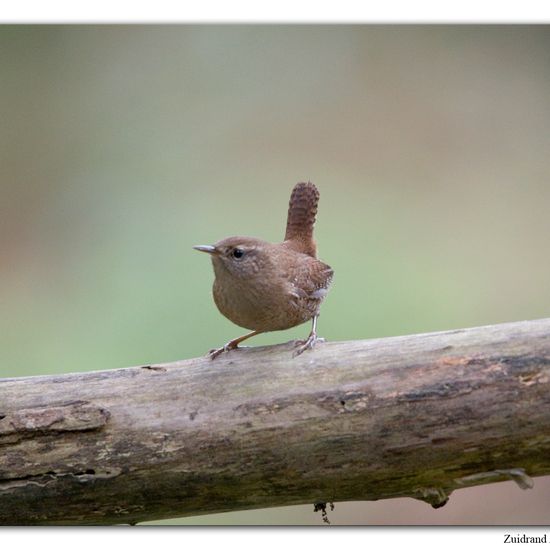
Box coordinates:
[1,318,550,525]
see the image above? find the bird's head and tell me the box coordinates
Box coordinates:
[193,236,273,280]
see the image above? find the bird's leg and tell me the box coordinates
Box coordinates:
[293,315,324,357]
[208,330,263,360]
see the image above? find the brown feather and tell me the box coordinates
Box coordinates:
[284,181,319,257]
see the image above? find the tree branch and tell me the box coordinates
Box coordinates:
[1,318,550,525]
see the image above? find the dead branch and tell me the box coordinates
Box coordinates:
[1,318,550,524]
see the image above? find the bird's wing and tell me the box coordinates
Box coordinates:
[287,258,333,301]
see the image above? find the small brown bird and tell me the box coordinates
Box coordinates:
[194,182,333,359]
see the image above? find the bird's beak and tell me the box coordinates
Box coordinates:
[193,244,218,255]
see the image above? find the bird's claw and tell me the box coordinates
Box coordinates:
[208,343,233,360]
[208,342,252,360]
[292,335,324,357]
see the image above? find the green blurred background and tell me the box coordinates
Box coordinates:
[1,25,550,525]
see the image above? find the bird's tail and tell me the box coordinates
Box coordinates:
[284,181,319,257]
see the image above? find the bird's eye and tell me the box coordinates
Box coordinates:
[232,248,244,259]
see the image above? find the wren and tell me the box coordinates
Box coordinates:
[194,181,333,359]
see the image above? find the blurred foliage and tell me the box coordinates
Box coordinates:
[1,25,550,524]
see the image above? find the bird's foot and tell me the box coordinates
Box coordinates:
[207,330,263,360]
[208,342,238,360]
[292,334,325,357]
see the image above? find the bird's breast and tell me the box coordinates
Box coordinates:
[212,273,318,332]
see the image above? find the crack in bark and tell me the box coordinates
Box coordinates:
[0,401,110,444]
[0,467,123,493]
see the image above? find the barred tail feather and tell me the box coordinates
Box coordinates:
[284,182,319,257]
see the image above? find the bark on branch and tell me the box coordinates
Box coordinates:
[1,318,550,525]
